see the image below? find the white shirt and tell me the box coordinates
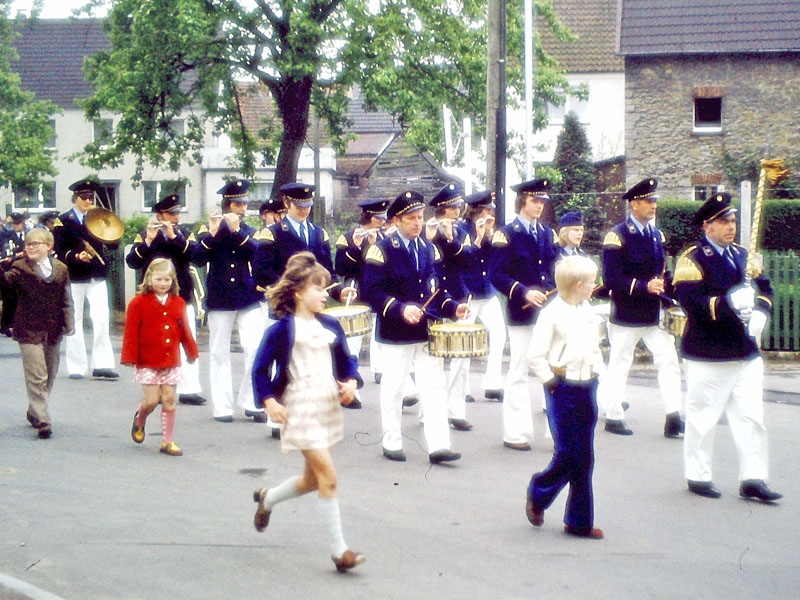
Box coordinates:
[527,295,606,383]
[36,257,52,279]
[285,214,310,242]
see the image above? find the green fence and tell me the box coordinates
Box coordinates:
[762,252,800,351]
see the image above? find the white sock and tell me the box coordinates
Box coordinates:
[265,475,302,510]
[318,497,348,558]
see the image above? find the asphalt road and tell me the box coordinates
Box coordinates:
[1,334,799,599]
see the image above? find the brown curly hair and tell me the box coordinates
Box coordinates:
[267,251,331,318]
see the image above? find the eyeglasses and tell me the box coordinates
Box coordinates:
[24,241,46,247]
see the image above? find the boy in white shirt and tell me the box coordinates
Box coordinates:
[525,255,605,539]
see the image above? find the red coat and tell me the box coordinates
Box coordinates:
[121,292,199,369]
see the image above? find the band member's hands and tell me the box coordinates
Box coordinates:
[747,309,767,338]
[208,212,223,236]
[266,397,287,423]
[383,224,397,237]
[145,217,162,244]
[484,214,495,235]
[439,218,454,242]
[425,218,439,241]
[352,228,366,247]
[402,303,423,325]
[341,286,358,303]
[524,288,547,308]
[338,378,358,406]
[474,217,487,246]
[223,212,240,233]
[77,250,92,263]
[455,303,470,320]
[647,277,665,295]
[365,229,378,245]
[162,220,176,239]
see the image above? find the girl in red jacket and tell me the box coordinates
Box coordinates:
[122,258,198,456]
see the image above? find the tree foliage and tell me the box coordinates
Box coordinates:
[0,1,59,190]
[80,0,579,195]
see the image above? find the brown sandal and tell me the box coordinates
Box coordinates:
[252,488,271,532]
[332,549,366,572]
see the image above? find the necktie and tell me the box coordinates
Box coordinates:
[409,240,419,271]
[299,222,308,246]
[723,247,737,272]
[530,223,538,243]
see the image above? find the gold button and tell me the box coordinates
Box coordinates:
[230,263,235,268]
[230,278,235,282]
[165,338,171,343]
[162,312,167,316]
[482,271,487,276]
[164,325,169,330]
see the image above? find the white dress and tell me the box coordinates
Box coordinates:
[280,315,343,452]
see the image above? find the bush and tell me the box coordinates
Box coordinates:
[761,199,800,252]
[655,199,701,256]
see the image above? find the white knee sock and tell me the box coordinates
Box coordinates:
[318,497,348,558]
[264,475,302,509]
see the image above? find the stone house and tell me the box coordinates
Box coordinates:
[617,0,800,200]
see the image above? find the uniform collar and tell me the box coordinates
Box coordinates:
[704,236,729,256]
[628,215,651,234]
[516,214,537,234]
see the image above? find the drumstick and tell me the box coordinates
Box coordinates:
[419,288,440,313]
[82,240,105,266]
[325,282,339,291]
[345,279,355,307]
[521,288,556,310]
[461,294,472,321]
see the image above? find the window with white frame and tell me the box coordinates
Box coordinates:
[250,180,274,201]
[13,182,56,209]
[694,185,719,202]
[693,97,722,132]
[46,119,56,148]
[93,118,114,145]
[142,180,186,210]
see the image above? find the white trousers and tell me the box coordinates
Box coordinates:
[379,342,451,453]
[503,325,535,444]
[175,303,202,395]
[683,357,768,482]
[65,279,115,375]
[368,313,383,376]
[471,295,507,391]
[207,306,265,418]
[597,322,682,421]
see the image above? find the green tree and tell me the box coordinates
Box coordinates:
[0,1,59,191]
[80,0,578,195]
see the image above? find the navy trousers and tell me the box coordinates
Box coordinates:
[528,378,598,529]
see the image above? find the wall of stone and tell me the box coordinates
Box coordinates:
[624,52,800,199]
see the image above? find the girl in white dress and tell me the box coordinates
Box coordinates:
[251,252,365,572]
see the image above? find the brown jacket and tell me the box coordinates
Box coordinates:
[0,257,74,344]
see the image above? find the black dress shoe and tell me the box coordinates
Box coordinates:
[687,480,722,498]
[448,418,473,431]
[503,441,532,451]
[373,373,382,384]
[564,525,604,539]
[484,389,504,402]
[604,420,633,435]
[739,480,782,502]
[68,374,84,380]
[92,369,119,380]
[465,394,475,403]
[179,394,207,405]
[244,410,267,423]
[429,449,461,464]
[526,497,543,526]
[343,398,362,409]
[382,448,407,462]
[214,415,234,423]
[1,327,12,337]
[26,410,41,429]
[402,395,419,408]
[271,427,281,439]
[37,424,52,439]
[664,412,684,438]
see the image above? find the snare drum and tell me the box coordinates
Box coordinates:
[428,323,489,358]
[321,305,372,337]
[664,307,687,338]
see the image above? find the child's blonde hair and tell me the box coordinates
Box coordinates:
[555,255,597,300]
[25,227,53,246]
[558,225,584,247]
[139,257,180,296]
[268,251,331,318]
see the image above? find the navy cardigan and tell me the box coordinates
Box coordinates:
[251,313,363,407]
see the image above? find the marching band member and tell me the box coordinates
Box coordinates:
[191,179,266,423]
[53,178,119,380]
[673,193,781,502]
[557,211,587,257]
[596,177,683,437]
[259,196,286,229]
[460,190,506,402]
[427,183,473,431]
[489,178,558,451]
[363,191,469,464]
[0,212,29,336]
[126,193,205,406]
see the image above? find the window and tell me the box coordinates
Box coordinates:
[694,185,719,202]
[13,182,56,209]
[545,101,566,124]
[93,119,114,145]
[46,119,56,148]
[250,181,274,201]
[348,173,360,188]
[694,97,721,131]
[142,181,186,210]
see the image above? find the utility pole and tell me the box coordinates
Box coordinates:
[524,0,535,180]
[486,0,507,223]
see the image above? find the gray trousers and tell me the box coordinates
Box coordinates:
[19,341,61,426]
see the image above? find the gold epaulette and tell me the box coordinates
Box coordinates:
[187,233,196,242]
[133,233,143,244]
[198,225,209,234]
[463,235,472,247]
[53,218,63,228]
[603,231,622,247]
[335,234,348,248]
[323,229,330,242]
[254,228,274,242]
[433,244,442,262]
[365,245,384,265]
[491,230,509,247]
[673,247,703,284]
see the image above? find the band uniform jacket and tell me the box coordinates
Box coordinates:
[253,219,344,301]
[602,217,672,327]
[459,220,497,299]
[251,314,363,408]
[0,257,73,344]
[431,223,471,303]
[190,220,262,311]
[0,228,26,261]
[363,232,460,344]
[489,217,558,326]
[126,226,196,303]
[121,292,199,368]
[673,240,772,362]
[333,228,385,291]
[53,209,118,281]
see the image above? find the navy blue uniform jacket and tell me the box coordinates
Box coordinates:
[432,224,470,302]
[459,220,497,299]
[363,232,459,344]
[602,218,671,327]
[673,239,772,362]
[190,220,262,311]
[53,209,118,281]
[251,314,363,407]
[489,217,557,326]
[334,228,386,291]
[126,226,196,303]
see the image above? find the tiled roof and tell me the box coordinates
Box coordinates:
[12,19,110,108]
[618,0,800,55]
[540,0,623,73]
[344,88,400,133]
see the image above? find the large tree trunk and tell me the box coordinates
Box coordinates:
[271,76,314,197]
